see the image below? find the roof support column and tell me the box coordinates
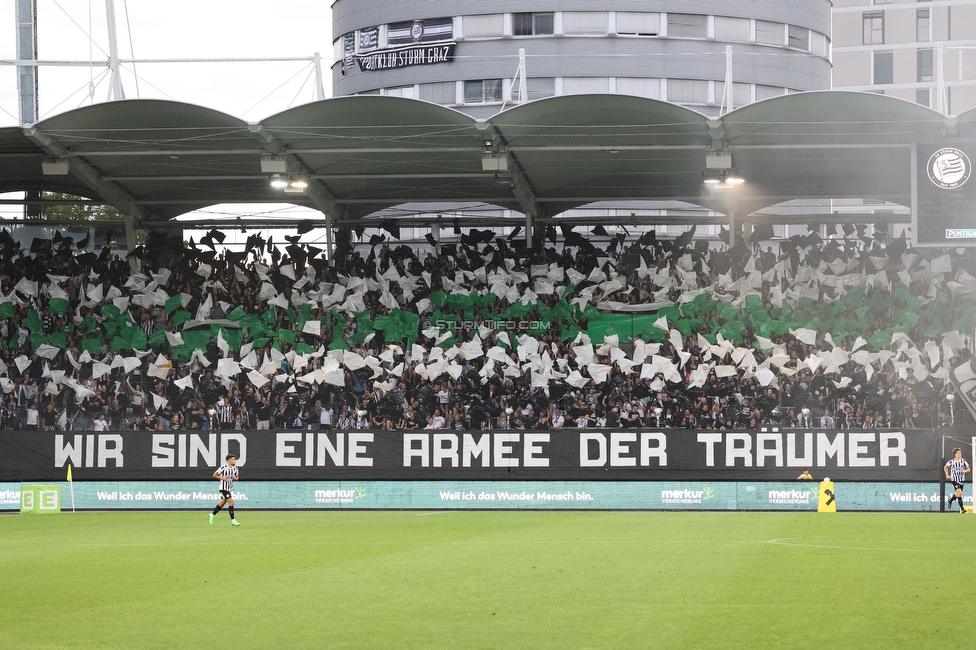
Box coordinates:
[727,202,737,247]
[124,213,136,253]
[483,121,544,250]
[324,210,334,265]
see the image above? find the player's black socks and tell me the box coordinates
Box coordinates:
[212,504,223,515]
[228,506,235,520]
[948,496,955,507]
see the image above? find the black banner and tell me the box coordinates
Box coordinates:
[387,17,454,45]
[355,42,456,72]
[916,142,976,246]
[0,429,943,482]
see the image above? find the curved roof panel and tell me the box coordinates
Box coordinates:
[488,95,711,215]
[35,99,252,153]
[260,97,502,218]
[722,90,944,145]
[0,91,962,227]
[720,91,947,214]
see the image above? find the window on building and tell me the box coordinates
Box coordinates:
[811,32,829,58]
[863,12,884,45]
[666,14,707,39]
[528,78,555,101]
[420,82,456,105]
[667,79,708,104]
[616,78,661,100]
[917,9,930,42]
[463,14,504,39]
[511,78,556,102]
[874,51,893,84]
[757,21,786,46]
[756,85,786,100]
[917,48,934,82]
[715,81,752,108]
[916,88,930,108]
[385,85,416,99]
[563,77,610,95]
[513,12,554,36]
[464,79,503,103]
[714,16,750,43]
[563,12,608,35]
[615,12,660,36]
[788,25,810,51]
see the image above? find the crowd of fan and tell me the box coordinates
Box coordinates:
[0,224,969,433]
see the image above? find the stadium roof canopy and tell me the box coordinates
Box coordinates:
[1,90,975,239]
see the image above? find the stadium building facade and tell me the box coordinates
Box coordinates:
[331,1,833,119]
[832,0,976,115]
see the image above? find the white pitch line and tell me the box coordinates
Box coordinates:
[767,537,976,552]
[0,539,767,548]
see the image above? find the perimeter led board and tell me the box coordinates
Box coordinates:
[914,142,976,246]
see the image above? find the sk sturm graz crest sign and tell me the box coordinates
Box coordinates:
[916,143,976,246]
[927,148,972,190]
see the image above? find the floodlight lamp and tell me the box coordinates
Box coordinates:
[270,175,288,189]
[289,179,309,189]
[703,170,722,184]
[724,172,745,185]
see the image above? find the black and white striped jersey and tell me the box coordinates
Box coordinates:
[216,464,239,491]
[946,457,970,483]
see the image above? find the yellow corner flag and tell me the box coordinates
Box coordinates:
[66,464,72,482]
[818,480,836,513]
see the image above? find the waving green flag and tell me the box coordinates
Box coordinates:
[47,298,69,315]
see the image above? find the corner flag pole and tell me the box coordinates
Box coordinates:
[67,463,75,512]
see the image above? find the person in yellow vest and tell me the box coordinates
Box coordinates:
[797,469,813,480]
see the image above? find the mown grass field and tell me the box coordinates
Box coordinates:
[1,510,973,649]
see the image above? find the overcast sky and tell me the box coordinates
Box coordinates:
[0,0,335,126]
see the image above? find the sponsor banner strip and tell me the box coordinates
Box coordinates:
[0,481,954,512]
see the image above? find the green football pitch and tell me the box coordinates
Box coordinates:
[1,510,973,649]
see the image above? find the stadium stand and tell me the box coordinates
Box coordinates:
[0,224,968,432]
